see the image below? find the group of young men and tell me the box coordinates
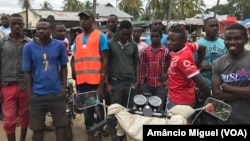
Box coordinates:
[1,9,250,141]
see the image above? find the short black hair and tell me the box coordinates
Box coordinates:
[52,22,65,31]
[152,19,162,23]
[204,17,218,25]
[118,20,132,30]
[38,18,50,23]
[108,14,118,21]
[150,27,162,37]
[225,23,248,38]
[37,18,51,29]
[1,14,9,20]
[10,13,22,18]
[170,27,187,40]
[133,25,142,30]
[47,15,55,20]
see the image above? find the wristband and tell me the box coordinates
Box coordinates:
[219,83,224,91]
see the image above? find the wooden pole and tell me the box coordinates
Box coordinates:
[167,0,173,27]
[214,0,220,18]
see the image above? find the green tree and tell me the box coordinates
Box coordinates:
[18,0,33,28]
[143,0,204,20]
[172,0,205,19]
[118,0,144,20]
[40,1,53,10]
[228,0,250,20]
[206,4,233,16]
[62,0,84,12]
[208,0,250,20]
[146,0,162,18]
[84,0,93,11]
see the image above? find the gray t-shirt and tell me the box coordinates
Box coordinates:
[212,51,250,124]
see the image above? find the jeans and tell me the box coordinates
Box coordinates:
[76,83,105,133]
[109,79,136,108]
[108,78,136,141]
[83,104,104,132]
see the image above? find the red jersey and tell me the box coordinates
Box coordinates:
[168,43,199,105]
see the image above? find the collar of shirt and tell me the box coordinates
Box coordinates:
[5,34,31,42]
[117,41,130,49]
[149,45,166,52]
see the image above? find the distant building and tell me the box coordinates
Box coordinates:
[18,3,133,28]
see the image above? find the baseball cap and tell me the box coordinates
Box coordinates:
[78,10,95,18]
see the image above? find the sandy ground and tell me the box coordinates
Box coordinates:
[0,114,110,141]
[0,57,110,141]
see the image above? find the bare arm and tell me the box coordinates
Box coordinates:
[134,59,140,87]
[99,50,108,86]
[24,72,33,98]
[70,56,76,80]
[212,80,241,101]
[196,44,206,68]
[60,64,68,95]
[97,50,109,96]
[212,78,250,101]
[223,83,250,98]
[192,74,210,99]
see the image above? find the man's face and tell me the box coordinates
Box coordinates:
[132,27,142,41]
[79,15,94,31]
[47,17,55,25]
[152,20,163,30]
[150,31,162,46]
[167,32,185,52]
[1,16,9,27]
[36,21,51,40]
[118,28,132,43]
[52,24,66,40]
[107,16,118,32]
[9,16,24,35]
[204,19,219,37]
[224,29,248,55]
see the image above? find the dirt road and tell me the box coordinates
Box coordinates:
[0,114,110,141]
[0,58,110,141]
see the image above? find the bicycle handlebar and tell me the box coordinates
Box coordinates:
[88,115,116,132]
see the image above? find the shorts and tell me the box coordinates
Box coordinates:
[1,82,29,134]
[29,91,67,131]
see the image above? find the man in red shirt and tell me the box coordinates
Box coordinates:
[140,27,170,110]
[167,27,210,110]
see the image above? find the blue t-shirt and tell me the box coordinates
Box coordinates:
[145,33,168,47]
[22,39,68,95]
[195,38,227,87]
[72,33,108,56]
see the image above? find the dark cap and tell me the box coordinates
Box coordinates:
[78,10,95,18]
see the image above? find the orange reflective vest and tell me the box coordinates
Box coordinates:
[74,29,101,85]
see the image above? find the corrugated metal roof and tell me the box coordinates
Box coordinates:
[185,18,204,25]
[96,3,133,19]
[31,3,132,22]
[32,10,79,21]
[192,11,227,22]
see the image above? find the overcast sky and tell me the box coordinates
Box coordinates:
[0,0,228,14]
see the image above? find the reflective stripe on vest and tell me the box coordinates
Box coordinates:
[74,29,101,85]
[74,57,101,63]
